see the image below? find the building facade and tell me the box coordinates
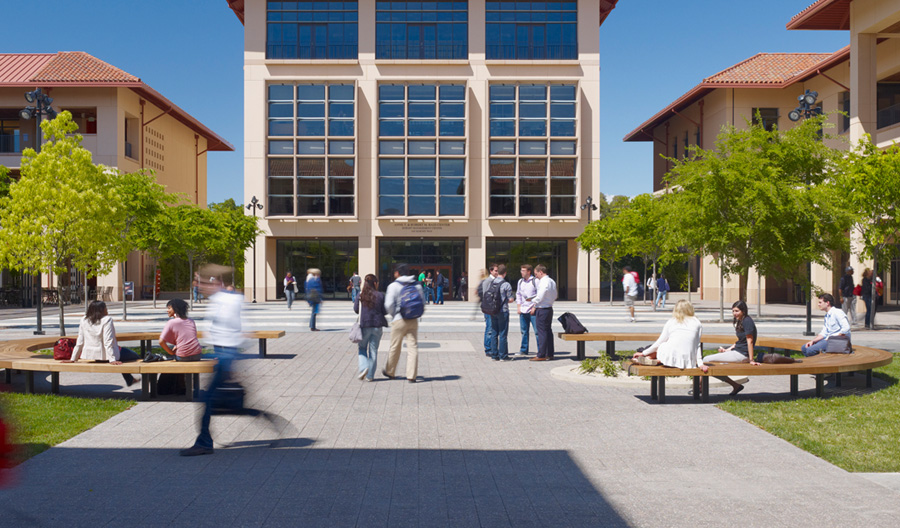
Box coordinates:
[0,52,232,303]
[230,0,618,302]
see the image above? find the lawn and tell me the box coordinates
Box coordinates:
[718,353,900,472]
[0,392,134,464]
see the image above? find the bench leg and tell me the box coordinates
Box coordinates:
[140,340,147,359]
[693,376,700,400]
[184,374,194,402]
[4,369,10,384]
[866,369,873,388]
[259,338,267,358]
[193,373,200,399]
[140,375,150,401]
[150,374,158,399]
[51,372,59,394]
[658,376,666,404]
[650,376,657,400]
[25,371,34,394]
[836,373,842,388]
[815,374,824,398]
[576,341,585,361]
[790,375,798,397]
[701,376,710,403]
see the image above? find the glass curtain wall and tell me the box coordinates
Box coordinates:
[377,239,466,294]
[266,1,359,59]
[485,1,577,60]
[276,239,359,300]
[486,239,568,300]
[376,2,468,59]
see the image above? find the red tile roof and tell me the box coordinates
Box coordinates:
[623,48,849,142]
[0,52,232,151]
[787,0,850,30]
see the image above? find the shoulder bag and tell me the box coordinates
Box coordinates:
[348,312,363,344]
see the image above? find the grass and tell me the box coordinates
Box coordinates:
[718,353,900,472]
[0,392,134,464]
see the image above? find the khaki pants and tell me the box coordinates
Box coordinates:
[385,317,419,380]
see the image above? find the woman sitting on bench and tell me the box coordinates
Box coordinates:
[699,300,760,396]
[63,301,140,386]
[633,300,703,368]
[159,298,202,361]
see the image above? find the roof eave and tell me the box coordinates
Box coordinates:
[786,0,850,30]
[132,84,235,152]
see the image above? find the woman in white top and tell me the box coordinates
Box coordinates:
[63,301,140,386]
[633,300,703,369]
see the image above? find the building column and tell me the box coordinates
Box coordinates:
[468,235,486,302]
[850,32,877,145]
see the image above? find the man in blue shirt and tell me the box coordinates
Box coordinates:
[801,293,851,356]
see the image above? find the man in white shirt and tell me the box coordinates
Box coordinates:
[529,264,558,361]
[516,264,539,356]
[802,293,851,356]
[622,266,639,322]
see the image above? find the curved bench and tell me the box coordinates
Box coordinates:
[558,333,893,403]
[0,330,285,401]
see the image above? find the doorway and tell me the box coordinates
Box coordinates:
[378,239,466,300]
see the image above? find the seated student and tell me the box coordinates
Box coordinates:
[633,300,703,368]
[699,300,760,396]
[801,293,851,356]
[63,301,140,386]
[159,298,202,361]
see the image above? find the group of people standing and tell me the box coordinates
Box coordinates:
[838,265,882,328]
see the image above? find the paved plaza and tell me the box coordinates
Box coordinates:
[2,300,900,526]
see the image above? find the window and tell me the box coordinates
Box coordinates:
[839,91,850,134]
[752,108,779,132]
[62,108,97,134]
[267,83,356,216]
[486,1,577,60]
[877,83,900,129]
[376,2,468,59]
[0,110,23,154]
[267,1,358,59]
[489,84,577,217]
[378,83,467,217]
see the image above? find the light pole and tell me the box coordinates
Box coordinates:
[581,196,598,303]
[246,196,263,303]
[789,89,822,336]
[20,88,57,335]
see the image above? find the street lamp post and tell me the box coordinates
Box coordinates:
[246,196,263,303]
[581,196,598,304]
[789,90,822,337]
[20,88,57,335]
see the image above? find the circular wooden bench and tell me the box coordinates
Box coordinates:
[558,332,893,403]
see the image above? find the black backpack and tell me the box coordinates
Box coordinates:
[558,312,588,334]
[481,280,503,315]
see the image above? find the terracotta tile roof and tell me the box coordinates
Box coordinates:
[0,53,55,83]
[787,0,850,31]
[704,53,834,85]
[31,51,139,83]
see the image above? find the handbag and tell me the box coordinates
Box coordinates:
[348,313,363,344]
[53,338,76,360]
[825,335,852,354]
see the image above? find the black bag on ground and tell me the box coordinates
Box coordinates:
[210,381,246,414]
[558,312,588,334]
[156,374,186,396]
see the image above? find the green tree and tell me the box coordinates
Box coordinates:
[577,195,627,305]
[208,198,262,287]
[836,135,900,328]
[168,204,222,308]
[0,112,123,335]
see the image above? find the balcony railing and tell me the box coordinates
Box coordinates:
[486,45,577,61]
[375,44,468,60]
[267,44,358,60]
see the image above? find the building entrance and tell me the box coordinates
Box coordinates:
[377,239,466,300]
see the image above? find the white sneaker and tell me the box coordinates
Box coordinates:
[630,318,635,323]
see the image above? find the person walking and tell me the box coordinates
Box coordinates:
[486,264,515,361]
[305,268,324,331]
[459,271,468,301]
[477,264,499,357]
[435,271,446,305]
[622,266,639,322]
[354,274,389,381]
[839,266,856,326]
[861,268,874,328]
[383,263,425,383]
[515,264,539,356]
[654,273,670,310]
[529,264,558,361]
[425,271,435,304]
[646,273,657,306]
[349,271,362,304]
[283,271,297,310]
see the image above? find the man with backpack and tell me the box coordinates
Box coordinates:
[477,264,499,356]
[383,263,426,383]
[516,264,539,356]
[482,264,514,361]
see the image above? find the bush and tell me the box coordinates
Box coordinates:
[579,355,620,377]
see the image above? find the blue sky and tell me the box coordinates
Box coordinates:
[5,1,849,204]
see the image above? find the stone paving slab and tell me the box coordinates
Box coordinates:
[2,328,900,526]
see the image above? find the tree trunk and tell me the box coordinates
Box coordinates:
[57,275,66,337]
[642,259,648,303]
[121,262,128,321]
[83,274,88,312]
[230,253,236,287]
[609,262,615,306]
[757,273,762,318]
[687,257,692,304]
[152,261,158,309]
[652,260,658,312]
[738,272,748,302]
[189,254,194,310]
[719,258,725,323]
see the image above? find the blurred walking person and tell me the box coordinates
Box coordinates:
[283,271,297,310]
[354,274,389,381]
[306,268,324,331]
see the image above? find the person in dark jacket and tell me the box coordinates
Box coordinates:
[861,268,874,328]
[305,268,324,331]
[353,274,389,381]
[839,266,856,326]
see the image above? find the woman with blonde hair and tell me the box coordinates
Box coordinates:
[632,300,703,369]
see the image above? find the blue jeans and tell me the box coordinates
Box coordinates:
[194,345,238,450]
[436,286,444,304]
[490,311,510,360]
[425,286,434,303]
[357,326,383,380]
[284,289,294,309]
[192,287,202,303]
[518,312,538,354]
[801,339,830,357]
[308,301,320,329]
[655,290,667,308]
[483,313,494,355]
[351,287,360,304]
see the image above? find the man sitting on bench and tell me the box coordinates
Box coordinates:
[801,293,851,357]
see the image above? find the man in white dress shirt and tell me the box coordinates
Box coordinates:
[529,264,558,361]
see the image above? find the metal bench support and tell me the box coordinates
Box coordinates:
[141,376,150,401]
[576,341,585,361]
[790,375,798,397]
[605,341,615,359]
[650,376,657,400]
[692,376,700,401]
[259,338,267,358]
[701,376,710,403]
[51,372,59,394]
[815,374,824,397]
[866,369,873,388]
[184,373,194,402]
[25,371,34,394]
[4,369,10,384]
[836,373,842,387]
[658,376,666,403]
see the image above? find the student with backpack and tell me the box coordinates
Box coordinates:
[383,263,426,383]
[482,264,515,361]
[477,264,499,356]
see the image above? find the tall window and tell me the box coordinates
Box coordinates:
[378,83,467,217]
[489,84,577,217]
[267,83,356,217]
[486,1,577,60]
[839,91,850,133]
[267,2,358,59]
[752,108,779,131]
[376,2,468,59]
[0,110,23,154]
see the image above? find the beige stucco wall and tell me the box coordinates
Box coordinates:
[242,0,603,302]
